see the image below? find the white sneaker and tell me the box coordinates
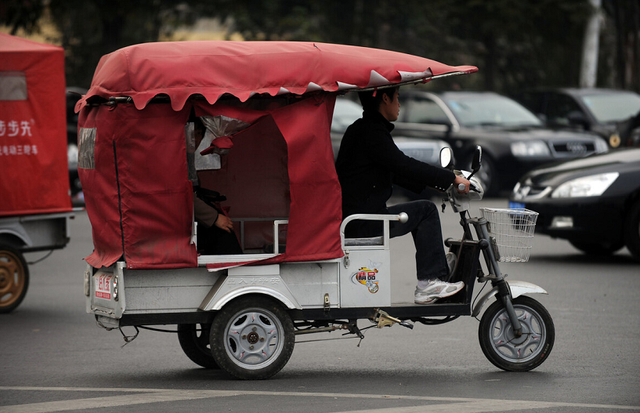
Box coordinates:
[414,279,465,304]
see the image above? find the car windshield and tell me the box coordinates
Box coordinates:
[443,94,542,127]
[579,93,640,123]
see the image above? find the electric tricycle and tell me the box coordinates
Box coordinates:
[1,33,75,313]
[78,41,554,379]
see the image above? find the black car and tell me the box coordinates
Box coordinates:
[393,90,608,196]
[513,88,640,148]
[509,148,640,260]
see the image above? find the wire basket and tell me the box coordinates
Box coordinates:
[480,207,539,263]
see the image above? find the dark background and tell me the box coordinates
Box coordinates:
[1,0,639,93]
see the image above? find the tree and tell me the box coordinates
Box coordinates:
[602,0,640,91]
[0,0,43,35]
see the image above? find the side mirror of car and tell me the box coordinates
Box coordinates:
[440,147,454,170]
[567,111,590,130]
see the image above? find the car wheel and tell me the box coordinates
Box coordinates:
[624,200,640,261]
[569,240,624,256]
[469,154,496,196]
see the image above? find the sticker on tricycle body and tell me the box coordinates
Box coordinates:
[95,274,113,300]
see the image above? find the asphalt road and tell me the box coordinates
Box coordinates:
[1,198,639,413]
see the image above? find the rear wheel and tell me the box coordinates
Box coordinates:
[0,245,29,313]
[624,200,640,261]
[479,296,554,371]
[177,323,220,369]
[210,296,295,380]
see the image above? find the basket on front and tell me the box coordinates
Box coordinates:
[479,208,539,263]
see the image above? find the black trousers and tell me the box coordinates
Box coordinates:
[387,200,448,281]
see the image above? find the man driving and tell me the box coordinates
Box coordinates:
[335,87,470,304]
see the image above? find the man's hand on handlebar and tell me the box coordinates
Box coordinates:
[454,175,471,194]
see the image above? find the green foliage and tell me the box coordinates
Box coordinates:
[3,0,637,92]
[0,0,44,35]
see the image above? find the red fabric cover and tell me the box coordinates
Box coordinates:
[0,33,71,217]
[77,41,477,112]
[77,41,477,269]
[195,95,343,265]
[79,104,197,269]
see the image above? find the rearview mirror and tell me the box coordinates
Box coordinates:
[471,146,482,174]
[440,147,454,169]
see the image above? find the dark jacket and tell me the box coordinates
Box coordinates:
[335,110,455,236]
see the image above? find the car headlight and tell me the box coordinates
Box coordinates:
[551,172,619,198]
[511,141,550,157]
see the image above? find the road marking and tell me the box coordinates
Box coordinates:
[0,387,638,412]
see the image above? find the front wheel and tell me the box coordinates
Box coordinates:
[210,296,295,380]
[0,245,29,313]
[479,296,554,371]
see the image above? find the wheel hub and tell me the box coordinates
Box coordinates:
[246,331,260,344]
[0,268,9,289]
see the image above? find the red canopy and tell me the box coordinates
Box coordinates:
[78,41,476,270]
[0,33,71,217]
[77,41,477,111]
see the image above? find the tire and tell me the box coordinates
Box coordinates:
[469,154,496,197]
[569,240,624,256]
[210,296,295,380]
[479,296,554,372]
[624,200,640,261]
[177,323,220,369]
[0,245,29,314]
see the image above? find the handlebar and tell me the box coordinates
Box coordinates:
[458,183,480,193]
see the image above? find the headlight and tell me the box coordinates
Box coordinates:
[551,172,619,198]
[511,141,550,157]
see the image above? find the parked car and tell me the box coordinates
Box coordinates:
[331,97,448,198]
[512,88,640,148]
[66,87,86,204]
[392,89,609,196]
[509,147,640,260]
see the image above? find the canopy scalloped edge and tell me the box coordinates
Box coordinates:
[76,41,478,112]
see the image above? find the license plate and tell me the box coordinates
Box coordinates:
[509,201,525,209]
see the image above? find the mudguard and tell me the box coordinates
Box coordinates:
[471,280,547,318]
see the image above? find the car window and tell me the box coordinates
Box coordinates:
[405,97,450,124]
[442,95,542,127]
[546,93,582,126]
[514,92,544,114]
[332,98,362,133]
[579,93,640,123]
